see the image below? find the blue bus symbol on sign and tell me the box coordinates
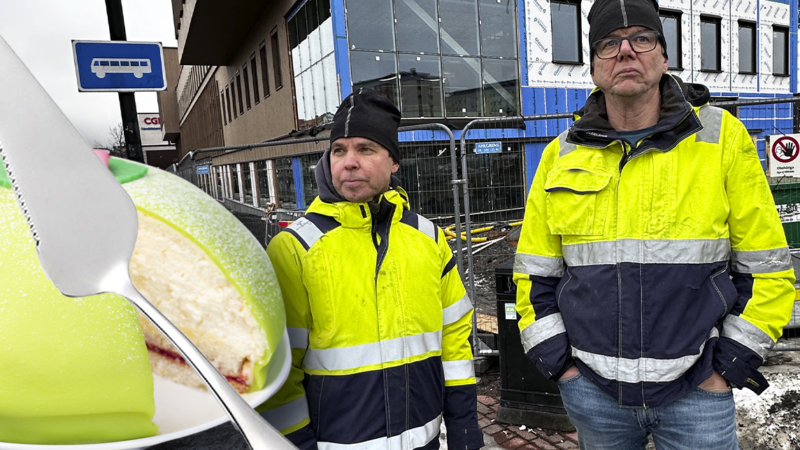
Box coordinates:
[72,40,166,92]
[475,142,503,154]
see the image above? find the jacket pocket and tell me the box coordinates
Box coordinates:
[710,263,737,319]
[544,167,612,236]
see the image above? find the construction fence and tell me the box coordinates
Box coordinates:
[172,96,800,340]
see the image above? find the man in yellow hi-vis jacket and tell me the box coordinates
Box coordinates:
[513,0,795,448]
[261,88,483,450]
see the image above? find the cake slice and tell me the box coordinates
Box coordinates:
[119,158,285,393]
[0,158,285,444]
[0,177,158,445]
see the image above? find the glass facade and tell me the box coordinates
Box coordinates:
[299,152,324,207]
[243,163,253,205]
[551,1,581,64]
[773,26,788,76]
[346,0,520,118]
[700,17,720,71]
[231,165,241,200]
[289,0,338,129]
[256,160,273,207]
[274,157,298,209]
[660,11,681,70]
[739,22,755,74]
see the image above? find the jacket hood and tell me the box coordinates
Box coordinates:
[569,74,708,152]
[314,148,403,204]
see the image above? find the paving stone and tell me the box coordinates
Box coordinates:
[477,402,493,415]
[516,445,540,450]
[483,424,504,436]
[529,439,557,450]
[479,417,493,429]
[478,395,498,406]
[501,437,528,450]
[562,432,578,443]
[555,441,579,450]
[538,431,567,446]
[492,430,513,445]
[514,428,539,441]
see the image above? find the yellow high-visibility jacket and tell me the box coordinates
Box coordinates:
[262,185,482,450]
[514,74,795,408]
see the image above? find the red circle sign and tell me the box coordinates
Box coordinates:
[772,136,800,163]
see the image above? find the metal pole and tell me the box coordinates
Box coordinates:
[105,0,143,163]
[460,124,478,354]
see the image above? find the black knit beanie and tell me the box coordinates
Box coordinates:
[588,0,666,61]
[330,88,401,162]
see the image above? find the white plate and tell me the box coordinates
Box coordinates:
[0,329,291,450]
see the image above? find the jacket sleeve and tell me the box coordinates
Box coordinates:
[513,140,574,381]
[258,231,318,450]
[438,227,484,450]
[714,117,796,394]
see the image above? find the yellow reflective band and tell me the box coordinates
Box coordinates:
[443,359,475,381]
[317,414,442,450]
[443,295,472,326]
[261,395,310,433]
[303,331,442,371]
[573,328,719,383]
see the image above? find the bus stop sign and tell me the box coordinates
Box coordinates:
[72,40,166,92]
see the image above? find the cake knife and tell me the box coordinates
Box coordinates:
[0,35,296,450]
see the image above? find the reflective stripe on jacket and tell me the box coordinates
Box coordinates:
[514,74,795,408]
[262,187,483,450]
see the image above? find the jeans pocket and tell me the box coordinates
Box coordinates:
[557,371,583,386]
[695,386,733,398]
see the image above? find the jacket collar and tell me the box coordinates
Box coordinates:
[567,74,709,154]
[306,187,410,229]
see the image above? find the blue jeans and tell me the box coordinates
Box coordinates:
[557,373,738,450]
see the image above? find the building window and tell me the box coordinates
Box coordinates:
[299,152,323,208]
[220,90,227,125]
[551,0,581,64]
[700,16,721,72]
[773,25,789,76]
[738,21,756,74]
[274,157,297,209]
[235,72,244,115]
[288,0,337,130]
[250,55,260,104]
[256,160,273,207]
[242,163,253,204]
[660,10,681,70]
[242,63,252,110]
[346,0,520,118]
[230,79,237,119]
[225,85,232,122]
[231,165,240,200]
[271,32,283,89]
[259,44,271,97]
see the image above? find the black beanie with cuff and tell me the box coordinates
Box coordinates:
[329,88,401,162]
[587,0,667,61]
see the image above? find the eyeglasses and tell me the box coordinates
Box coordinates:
[593,31,660,59]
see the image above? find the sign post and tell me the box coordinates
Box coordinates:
[768,134,800,177]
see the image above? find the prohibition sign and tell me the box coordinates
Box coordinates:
[772,136,800,163]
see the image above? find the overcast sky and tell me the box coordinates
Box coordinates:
[0,0,177,147]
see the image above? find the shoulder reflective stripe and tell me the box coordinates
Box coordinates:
[318,414,441,450]
[721,315,773,360]
[695,106,724,144]
[563,238,731,266]
[731,247,792,274]
[520,313,566,353]
[261,396,310,432]
[574,328,719,383]
[558,130,577,157]
[443,359,475,381]
[417,215,437,241]
[514,252,565,277]
[287,217,324,249]
[287,326,309,350]
[443,294,473,326]
[303,330,442,371]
